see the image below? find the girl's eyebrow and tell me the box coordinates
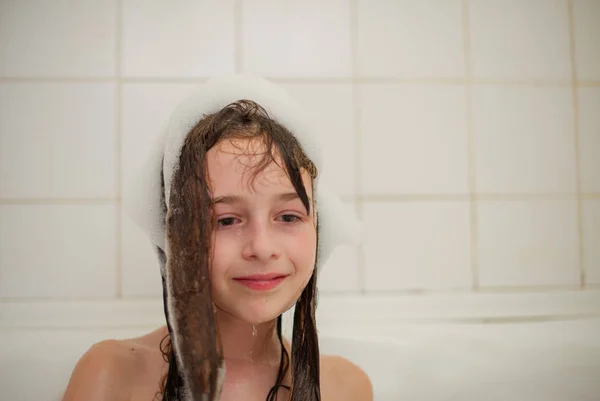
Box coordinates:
[211,192,312,205]
[212,194,243,206]
[277,192,310,203]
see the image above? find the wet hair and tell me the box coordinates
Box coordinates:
[155,100,321,401]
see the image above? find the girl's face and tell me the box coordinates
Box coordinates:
[206,138,317,325]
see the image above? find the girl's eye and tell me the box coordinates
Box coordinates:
[217,217,237,227]
[279,214,301,223]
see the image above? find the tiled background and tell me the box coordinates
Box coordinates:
[0,0,599,326]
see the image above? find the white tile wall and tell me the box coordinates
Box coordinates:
[0,204,117,298]
[478,200,580,287]
[572,0,600,82]
[120,83,199,297]
[281,84,356,196]
[0,83,116,199]
[363,201,471,291]
[472,86,577,194]
[469,0,571,80]
[582,200,600,285]
[120,83,198,195]
[120,0,236,77]
[0,0,117,77]
[359,84,469,195]
[578,88,600,193]
[241,0,352,77]
[0,1,598,330]
[121,211,163,297]
[356,0,465,78]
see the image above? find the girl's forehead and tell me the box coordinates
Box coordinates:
[207,138,294,193]
[206,138,314,200]
[209,138,278,168]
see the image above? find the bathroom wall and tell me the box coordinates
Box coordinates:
[1,0,599,341]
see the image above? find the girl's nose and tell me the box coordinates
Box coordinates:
[241,223,281,262]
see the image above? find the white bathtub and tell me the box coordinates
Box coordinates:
[318,322,600,401]
[1,318,600,401]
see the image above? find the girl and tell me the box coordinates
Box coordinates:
[62,75,372,401]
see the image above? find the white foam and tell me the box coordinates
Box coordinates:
[123,74,362,273]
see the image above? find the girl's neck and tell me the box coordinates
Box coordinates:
[215,308,281,366]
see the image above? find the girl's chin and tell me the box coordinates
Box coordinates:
[213,292,300,325]
[237,308,285,325]
[232,300,293,325]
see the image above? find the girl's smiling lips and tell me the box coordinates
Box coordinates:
[233,273,289,291]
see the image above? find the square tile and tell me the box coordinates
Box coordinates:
[120,83,196,296]
[582,200,600,285]
[357,0,465,78]
[121,0,235,77]
[469,0,571,80]
[120,83,198,197]
[281,84,356,196]
[0,204,117,298]
[359,84,469,194]
[477,200,580,287]
[0,83,116,199]
[363,201,471,291]
[242,0,352,77]
[578,88,600,193]
[472,86,577,193]
[573,0,600,81]
[0,0,116,77]
[121,210,163,297]
[317,201,360,292]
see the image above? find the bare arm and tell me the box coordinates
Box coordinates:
[61,341,130,401]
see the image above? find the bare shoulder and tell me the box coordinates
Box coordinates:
[320,354,373,401]
[61,339,134,401]
[61,330,164,401]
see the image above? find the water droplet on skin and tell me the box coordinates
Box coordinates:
[252,324,257,337]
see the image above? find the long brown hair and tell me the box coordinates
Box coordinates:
[155,99,321,401]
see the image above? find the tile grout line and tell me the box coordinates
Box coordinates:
[0,198,117,205]
[234,0,243,74]
[349,0,365,294]
[2,193,598,205]
[1,76,599,86]
[463,0,479,291]
[567,0,586,289]
[114,0,123,299]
